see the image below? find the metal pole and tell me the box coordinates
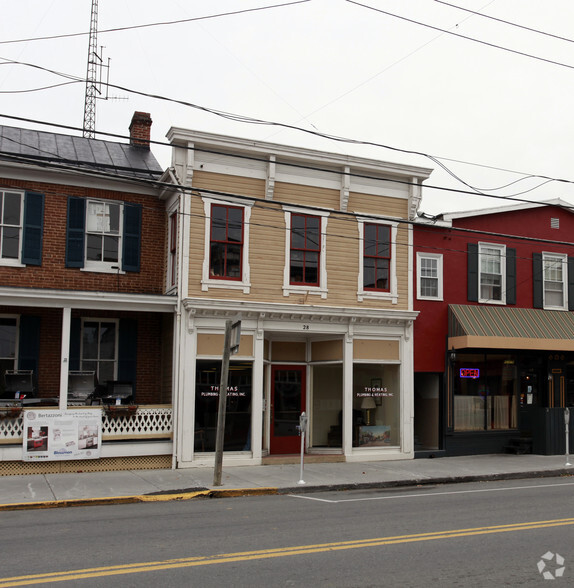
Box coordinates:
[213,320,232,486]
[298,412,307,485]
[565,407,571,467]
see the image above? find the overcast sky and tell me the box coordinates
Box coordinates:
[1,0,574,214]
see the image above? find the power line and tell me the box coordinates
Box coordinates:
[1,50,572,200]
[3,144,574,254]
[0,1,312,46]
[346,0,574,72]
[434,0,574,45]
[3,112,574,211]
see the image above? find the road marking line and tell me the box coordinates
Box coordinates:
[288,481,574,503]
[1,517,574,586]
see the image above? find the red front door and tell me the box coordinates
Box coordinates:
[270,365,306,454]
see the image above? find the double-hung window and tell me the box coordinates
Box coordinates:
[417,253,443,300]
[81,319,118,384]
[357,218,398,303]
[210,204,243,279]
[543,253,567,309]
[66,197,141,273]
[479,243,505,303]
[0,190,44,266]
[283,207,329,298]
[363,223,391,291]
[290,214,320,286]
[201,199,252,293]
[86,200,121,267]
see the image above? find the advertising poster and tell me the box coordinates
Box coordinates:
[22,409,102,462]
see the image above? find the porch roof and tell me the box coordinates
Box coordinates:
[0,286,177,313]
[448,304,574,351]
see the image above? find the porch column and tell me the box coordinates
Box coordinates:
[251,323,264,460]
[343,323,354,456]
[59,307,71,410]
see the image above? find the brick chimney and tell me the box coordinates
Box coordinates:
[129,111,152,148]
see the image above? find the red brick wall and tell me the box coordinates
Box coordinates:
[0,306,171,404]
[0,177,166,294]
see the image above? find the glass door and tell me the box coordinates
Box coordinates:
[270,365,306,454]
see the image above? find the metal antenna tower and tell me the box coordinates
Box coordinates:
[83,0,102,138]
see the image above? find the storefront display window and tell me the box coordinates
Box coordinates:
[353,364,400,447]
[195,361,252,452]
[312,364,342,447]
[453,353,517,431]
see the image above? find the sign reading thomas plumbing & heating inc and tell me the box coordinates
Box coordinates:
[22,409,102,462]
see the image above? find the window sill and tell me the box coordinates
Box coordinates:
[201,279,251,294]
[543,305,568,311]
[81,266,126,275]
[417,295,443,302]
[358,291,398,304]
[0,260,25,268]
[478,299,506,305]
[283,285,328,299]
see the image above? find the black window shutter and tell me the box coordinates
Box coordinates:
[532,252,543,309]
[467,243,478,302]
[118,318,138,398]
[22,192,44,265]
[66,197,85,267]
[506,248,516,305]
[122,203,142,272]
[568,257,574,311]
[18,316,41,376]
[69,317,81,371]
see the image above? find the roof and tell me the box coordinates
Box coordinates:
[448,304,574,351]
[440,198,574,223]
[0,124,163,181]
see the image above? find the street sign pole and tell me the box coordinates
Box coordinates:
[298,412,308,485]
[565,407,571,467]
[213,319,241,487]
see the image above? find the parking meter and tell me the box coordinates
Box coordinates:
[298,412,308,435]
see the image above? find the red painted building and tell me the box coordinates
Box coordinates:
[413,199,574,456]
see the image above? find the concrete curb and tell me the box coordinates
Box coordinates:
[0,487,278,512]
[0,469,571,512]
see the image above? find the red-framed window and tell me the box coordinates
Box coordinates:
[363,223,390,291]
[168,211,177,287]
[210,204,243,279]
[290,213,320,286]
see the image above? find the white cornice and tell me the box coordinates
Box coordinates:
[166,127,433,180]
[182,297,418,324]
[0,287,177,312]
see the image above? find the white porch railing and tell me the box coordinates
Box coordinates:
[0,405,173,444]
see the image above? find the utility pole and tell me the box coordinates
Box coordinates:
[213,319,241,486]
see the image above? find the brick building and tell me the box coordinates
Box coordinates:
[0,113,177,472]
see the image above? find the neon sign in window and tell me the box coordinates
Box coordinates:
[460,368,480,379]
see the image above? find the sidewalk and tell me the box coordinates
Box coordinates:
[1,454,572,511]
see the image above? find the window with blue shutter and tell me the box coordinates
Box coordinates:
[65,197,142,272]
[506,248,516,305]
[118,318,138,399]
[66,197,86,267]
[22,192,44,265]
[122,203,142,272]
[18,315,41,376]
[467,243,478,302]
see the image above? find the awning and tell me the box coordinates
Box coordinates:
[448,304,574,351]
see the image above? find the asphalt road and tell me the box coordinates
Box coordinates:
[1,476,573,587]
